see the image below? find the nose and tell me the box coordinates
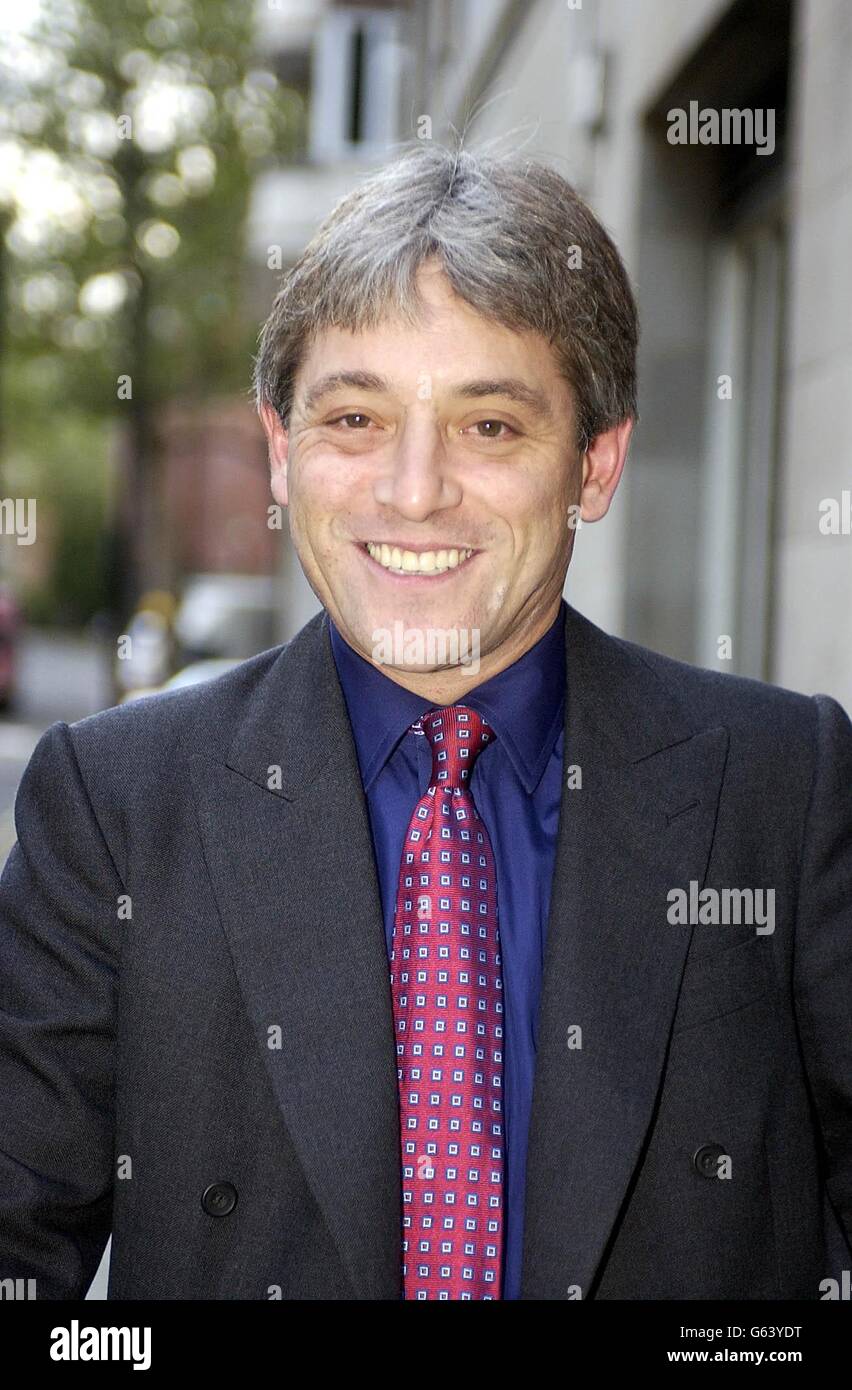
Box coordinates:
[372,416,461,520]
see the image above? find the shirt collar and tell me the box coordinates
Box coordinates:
[328,600,566,795]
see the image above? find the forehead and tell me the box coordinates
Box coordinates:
[294,261,571,406]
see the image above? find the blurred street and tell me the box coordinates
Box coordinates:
[0,630,112,868]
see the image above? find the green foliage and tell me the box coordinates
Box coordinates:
[4,398,110,625]
[0,0,304,621]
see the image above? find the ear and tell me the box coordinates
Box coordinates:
[579,416,634,522]
[259,401,290,508]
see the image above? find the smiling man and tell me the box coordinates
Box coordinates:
[0,144,850,1304]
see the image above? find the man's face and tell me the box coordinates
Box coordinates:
[261,259,628,695]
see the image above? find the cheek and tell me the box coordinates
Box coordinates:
[530,467,578,538]
[493,466,568,539]
[495,449,567,504]
[287,456,344,530]
[297,448,371,504]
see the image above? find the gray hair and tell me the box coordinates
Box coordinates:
[253,142,638,451]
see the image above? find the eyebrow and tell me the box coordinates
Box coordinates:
[299,370,554,421]
[300,371,388,415]
[455,377,553,421]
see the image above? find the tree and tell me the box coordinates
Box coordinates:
[0,0,304,621]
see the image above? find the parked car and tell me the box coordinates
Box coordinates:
[114,608,172,696]
[121,657,239,704]
[174,573,278,661]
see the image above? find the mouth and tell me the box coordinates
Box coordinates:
[356,541,480,580]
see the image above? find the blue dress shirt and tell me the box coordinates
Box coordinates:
[328,600,567,1299]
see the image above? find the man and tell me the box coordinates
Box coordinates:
[0,144,850,1301]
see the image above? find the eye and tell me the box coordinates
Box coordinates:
[327,411,375,429]
[464,419,517,440]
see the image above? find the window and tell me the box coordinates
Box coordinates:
[310,5,405,161]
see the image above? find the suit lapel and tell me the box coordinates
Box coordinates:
[519,607,728,1298]
[189,610,401,1299]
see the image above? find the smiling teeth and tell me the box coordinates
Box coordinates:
[366,543,474,574]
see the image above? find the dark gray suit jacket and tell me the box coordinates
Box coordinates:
[0,603,850,1299]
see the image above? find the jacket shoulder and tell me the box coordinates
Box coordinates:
[615,632,818,723]
[67,643,288,767]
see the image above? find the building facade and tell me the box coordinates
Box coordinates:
[251,0,851,705]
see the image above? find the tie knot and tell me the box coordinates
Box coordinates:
[417,705,495,790]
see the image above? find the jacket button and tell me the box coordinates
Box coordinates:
[693,1143,726,1178]
[201,1181,238,1217]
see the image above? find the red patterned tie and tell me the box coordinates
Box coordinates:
[390,705,504,1300]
